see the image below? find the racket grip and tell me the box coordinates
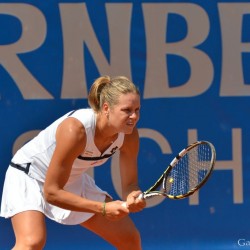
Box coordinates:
[121,202,127,208]
[138,193,144,200]
[121,193,145,208]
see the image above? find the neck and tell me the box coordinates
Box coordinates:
[95,113,117,141]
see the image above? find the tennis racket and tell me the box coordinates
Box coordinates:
[123,140,216,205]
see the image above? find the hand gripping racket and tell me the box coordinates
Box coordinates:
[123,141,216,206]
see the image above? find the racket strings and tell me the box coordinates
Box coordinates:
[164,143,213,197]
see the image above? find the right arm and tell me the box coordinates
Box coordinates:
[44,117,129,220]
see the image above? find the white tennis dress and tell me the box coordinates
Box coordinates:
[0,109,124,225]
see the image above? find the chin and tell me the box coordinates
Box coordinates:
[123,126,135,134]
[124,130,133,135]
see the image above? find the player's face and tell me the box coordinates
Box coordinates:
[109,93,140,134]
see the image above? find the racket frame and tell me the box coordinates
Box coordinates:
[140,140,216,200]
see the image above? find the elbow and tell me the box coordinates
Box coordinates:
[44,186,59,205]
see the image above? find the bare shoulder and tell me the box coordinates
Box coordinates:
[56,117,86,150]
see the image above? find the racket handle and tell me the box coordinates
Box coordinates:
[121,202,127,208]
[122,193,144,207]
[138,193,144,200]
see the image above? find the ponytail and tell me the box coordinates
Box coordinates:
[88,76,111,112]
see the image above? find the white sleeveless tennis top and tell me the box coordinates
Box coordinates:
[11,108,125,185]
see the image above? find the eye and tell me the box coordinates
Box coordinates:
[122,108,131,113]
[135,107,140,114]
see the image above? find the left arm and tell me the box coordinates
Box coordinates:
[119,128,146,212]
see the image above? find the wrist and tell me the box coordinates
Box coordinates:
[102,201,106,216]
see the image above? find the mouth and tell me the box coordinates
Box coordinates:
[126,120,134,126]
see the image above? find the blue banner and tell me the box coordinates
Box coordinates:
[1,0,250,249]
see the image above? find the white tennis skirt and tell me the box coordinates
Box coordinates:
[0,166,110,225]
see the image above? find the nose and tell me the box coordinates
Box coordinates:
[129,111,139,120]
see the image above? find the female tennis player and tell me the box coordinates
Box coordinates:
[0,75,146,250]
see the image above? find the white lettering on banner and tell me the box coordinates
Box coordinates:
[60,3,132,98]
[188,129,243,205]
[143,3,214,98]
[219,3,250,96]
[0,4,53,99]
[12,127,244,207]
[12,130,40,155]
[0,3,250,99]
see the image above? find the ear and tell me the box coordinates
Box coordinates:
[102,102,109,113]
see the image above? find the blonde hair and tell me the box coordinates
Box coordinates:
[88,76,140,112]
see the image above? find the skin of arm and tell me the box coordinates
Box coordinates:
[119,127,146,212]
[44,117,129,220]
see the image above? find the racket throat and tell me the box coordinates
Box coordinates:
[163,173,168,191]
